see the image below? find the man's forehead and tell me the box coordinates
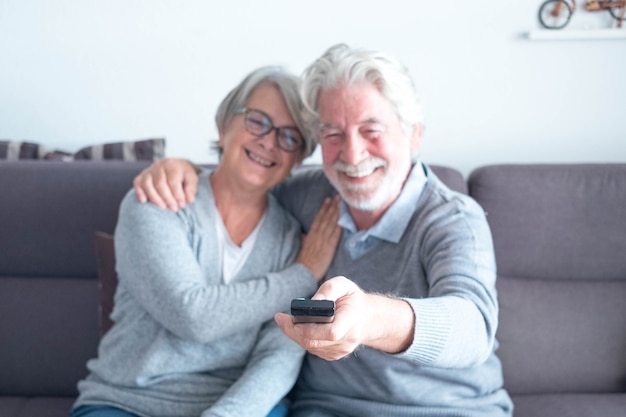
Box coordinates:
[318,81,393,114]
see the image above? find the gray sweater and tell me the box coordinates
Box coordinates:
[273,163,513,417]
[74,171,318,417]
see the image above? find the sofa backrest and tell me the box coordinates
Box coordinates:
[428,164,467,194]
[468,164,626,395]
[0,161,151,396]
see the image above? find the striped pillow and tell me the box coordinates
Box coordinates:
[0,138,165,161]
[0,141,49,160]
[74,138,165,161]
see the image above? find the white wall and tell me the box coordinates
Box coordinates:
[1,0,624,175]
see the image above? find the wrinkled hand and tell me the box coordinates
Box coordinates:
[275,276,415,360]
[275,276,371,361]
[133,158,199,211]
[296,196,342,281]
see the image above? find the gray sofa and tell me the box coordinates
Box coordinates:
[1,160,625,417]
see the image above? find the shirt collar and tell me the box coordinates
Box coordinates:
[338,161,428,243]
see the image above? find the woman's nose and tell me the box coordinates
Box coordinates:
[256,128,279,150]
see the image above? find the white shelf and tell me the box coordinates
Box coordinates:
[527,28,626,40]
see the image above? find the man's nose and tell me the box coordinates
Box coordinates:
[341,133,368,164]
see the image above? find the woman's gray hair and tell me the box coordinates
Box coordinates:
[213,66,315,158]
[301,43,424,141]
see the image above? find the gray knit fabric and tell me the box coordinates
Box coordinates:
[74,171,318,417]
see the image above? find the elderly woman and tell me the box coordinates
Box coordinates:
[70,66,341,417]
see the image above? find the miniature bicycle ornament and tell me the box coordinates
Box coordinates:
[538,0,626,29]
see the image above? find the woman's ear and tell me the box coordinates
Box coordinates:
[217,127,225,148]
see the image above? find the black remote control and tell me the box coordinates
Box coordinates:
[291,298,335,323]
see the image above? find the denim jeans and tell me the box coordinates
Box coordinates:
[70,403,289,417]
[70,405,139,417]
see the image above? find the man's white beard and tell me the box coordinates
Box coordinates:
[329,157,408,212]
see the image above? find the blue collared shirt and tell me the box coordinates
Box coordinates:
[338,162,428,259]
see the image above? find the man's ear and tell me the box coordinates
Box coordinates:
[410,123,423,151]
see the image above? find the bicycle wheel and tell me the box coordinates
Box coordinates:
[538,0,573,29]
[608,3,626,23]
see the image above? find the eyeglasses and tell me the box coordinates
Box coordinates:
[236,108,304,153]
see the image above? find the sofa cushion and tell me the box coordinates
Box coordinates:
[0,161,150,278]
[469,164,626,280]
[496,276,626,393]
[468,164,626,396]
[0,277,98,396]
[0,397,75,417]
[511,393,626,417]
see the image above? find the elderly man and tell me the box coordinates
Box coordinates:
[133,44,513,417]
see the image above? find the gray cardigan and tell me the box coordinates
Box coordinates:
[74,171,318,417]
